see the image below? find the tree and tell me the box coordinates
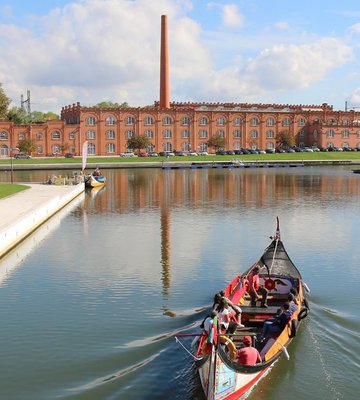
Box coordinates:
[276,131,296,149]
[0,83,11,119]
[18,138,36,154]
[31,111,59,122]
[7,107,29,124]
[207,135,226,152]
[127,135,152,154]
[95,101,129,108]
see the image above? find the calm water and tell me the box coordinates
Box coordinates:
[0,166,359,400]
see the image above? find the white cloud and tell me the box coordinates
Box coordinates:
[222,4,244,28]
[348,22,360,35]
[275,21,289,30]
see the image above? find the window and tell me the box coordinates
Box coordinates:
[146,144,154,153]
[282,118,291,126]
[0,144,8,156]
[298,117,306,126]
[181,116,190,125]
[199,116,209,125]
[86,116,96,125]
[105,116,116,125]
[106,143,115,153]
[342,119,350,125]
[37,145,43,154]
[19,133,25,140]
[233,117,242,126]
[266,130,274,138]
[266,117,275,126]
[69,145,75,154]
[299,130,305,138]
[217,130,225,138]
[0,131,8,140]
[250,130,258,138]
[86,130,96,139]
[144,130,153,138]
[181,142,190,151]
[88,143,96,155]
[106,130,115,139]
[313,129,318,138]
[164,129,172,138]
[182,129,189,138]
[52,144,61,154]
[199,130,208,138]
[217,117,225,126]
[343,142,349,149]
[125,116,135,125]
[233,130,241,138]
[69,132,75,140]
[52,131,61,140]
[327,141,334,148]
[164,142,172,151]
[125,130,134,138]
[233,142,241,150]
[163,116,172,125]
[144,116,154,125]
[327,129,335,137]
[343,130,349,138]
[250,117,259,126]
[199,142,208,151]
[267,142,274,149]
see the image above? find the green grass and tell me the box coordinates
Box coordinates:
[0,183,30,199]
[1,152,360,165]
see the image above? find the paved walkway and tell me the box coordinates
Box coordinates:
[0,183,84,257]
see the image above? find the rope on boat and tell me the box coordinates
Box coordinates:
[174,336,203,361]
[269,238,279,274]
[279,343,290,360]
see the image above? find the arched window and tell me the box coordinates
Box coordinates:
[86,116,96,125]
[52,131,61,140]
[18,133,25,140]
[125,116,135,125]
[266,117,275,126]
[199,142,208,151]
[69,145,75,154]
[266,130,274,138]
[106,130,115,139]
[250,117,259,126]
[217,130,225,138]
[86,130,96,139]
[181,116,190,125]
[52,144,61,154]
[313,129,318,138]
[327,129,335,137]
[282,118,291,126]
[199,116,209,125]
[105,115,116,125]
[163,129,172,138]
[233,130,241,138]
[163,116,173,125]
[342,119,350,125]
[250,130,258,138]
[233,117,242,126]
[233,142,241,150]
[181,142,190,151]
[299,130,305,137]
[217,116,226,126]
[144,116,154,125]
[343,142,349,148]
[182,129,189,138]
[144,130,153,138]
[267,142,274,149]
[88,143,96,155]
[298,117,306,126]
[199,130,208,138]
[125,130,134,138]
[343,130,349,138]
[1,131,8,140]
[106,143,115,153]
[69,132,75,140]
[37,145,43,154]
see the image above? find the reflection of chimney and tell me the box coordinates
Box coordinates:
[160,15,170,109]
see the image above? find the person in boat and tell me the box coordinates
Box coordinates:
[217,298,238,334]
[237,336,262,366]
[219,290,244,328]
[288,293,298,314]
[202,310,218,335]
[247,266,268,308]
[290,287,299,305]
[212,293,222,311]
[260,302,292,341]
[93,167,101,176]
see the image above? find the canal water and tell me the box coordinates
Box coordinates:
[0,166,359,400]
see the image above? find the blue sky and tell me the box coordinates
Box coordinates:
[1,0,360,113]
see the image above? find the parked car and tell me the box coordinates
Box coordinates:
[64,153,74,158]
[249,149,259,154]
[226,150,235,155]
[233,150,243,155]
[138,152,148,157]
[14,153,31,159]
[265,148,275,154]
[256,149,266,154]
[174,151,186,156]
[187,151,198,156]
[198,151,209,156]
[303,147,313,152]
[148,152,159,157]
[216,150,227,155]
[311,146,320,152]
[241,148,250,155]
[119,152,135,157]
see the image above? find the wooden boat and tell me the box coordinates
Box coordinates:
[191,218,310,400]
[352,169,360,174]
[84,173,106,188]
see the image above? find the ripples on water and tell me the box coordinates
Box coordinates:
[0,167,359,400]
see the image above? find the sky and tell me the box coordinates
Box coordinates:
[1,0,360,113]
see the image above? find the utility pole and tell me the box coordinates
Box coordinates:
[21,90,31,117]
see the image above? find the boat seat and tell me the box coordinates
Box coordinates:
[241,305,279,315]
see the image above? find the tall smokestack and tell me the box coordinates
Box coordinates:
[160,15,170,109]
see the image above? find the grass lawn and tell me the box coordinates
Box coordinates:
[0,152,360,165]
[0,183,30,199]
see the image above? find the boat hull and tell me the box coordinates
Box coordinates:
[84,175,106,188]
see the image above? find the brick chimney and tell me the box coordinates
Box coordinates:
[159,15,170,109]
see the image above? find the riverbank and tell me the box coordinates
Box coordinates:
[0,183,84,258]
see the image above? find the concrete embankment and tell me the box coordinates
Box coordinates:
[0,183,84,258]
